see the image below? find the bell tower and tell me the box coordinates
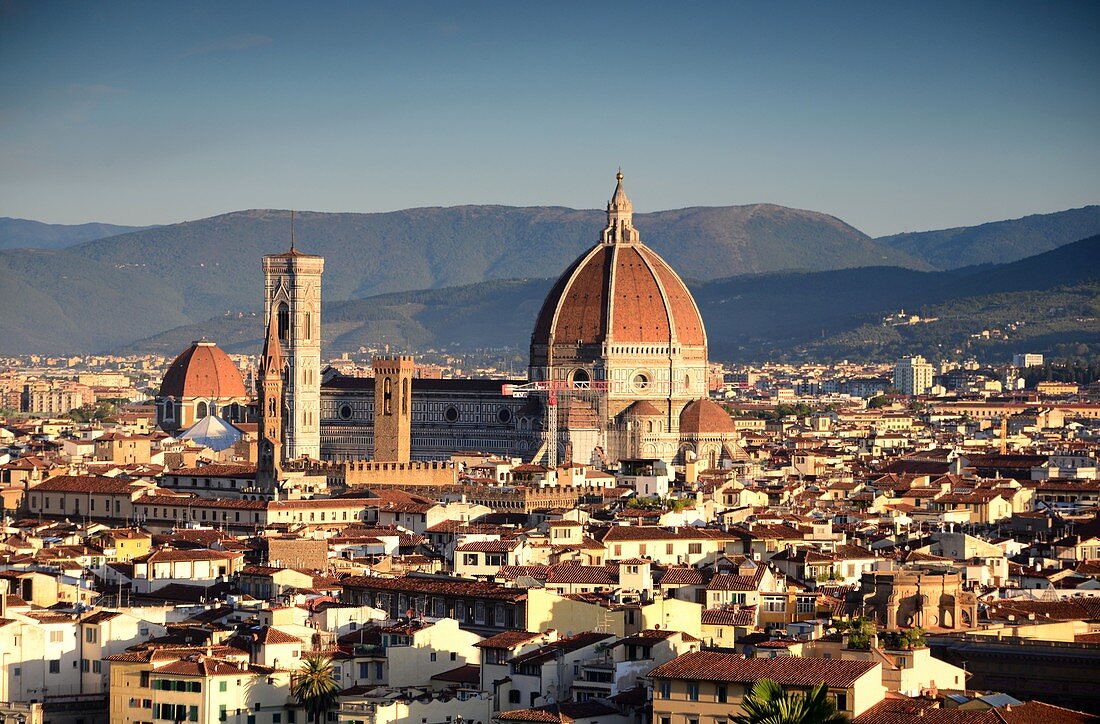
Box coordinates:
[257,307,284,489]
[372,356,414,463]
[262,213,324,460]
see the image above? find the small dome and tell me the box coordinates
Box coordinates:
[160,339,246,399]
[679,398,736,434]
[622,400,663,417]
[179,415,243,452]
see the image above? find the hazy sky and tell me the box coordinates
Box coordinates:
[1,1,1098,236]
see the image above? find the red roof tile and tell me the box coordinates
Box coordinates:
[648,651,877,688]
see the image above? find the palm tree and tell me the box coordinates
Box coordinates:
[292,654,340,724]
[732,678,850,724]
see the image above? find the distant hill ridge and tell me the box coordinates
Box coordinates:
[122,234,1100,365]
[0,217,152,251]
[877,205,1100,269]
[0,202,925,354]
[3,202,1099,356]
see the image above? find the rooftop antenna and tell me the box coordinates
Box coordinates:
[290,210,296,252]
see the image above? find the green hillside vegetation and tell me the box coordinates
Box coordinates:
[0,249,188,352]
[792,283,1100,363]
[8,205,1099,357]
[877,205,1100,269]
[119,278,554,356]
[0,217,151,251]
[0,203,927,354]
[122,235,1100,365]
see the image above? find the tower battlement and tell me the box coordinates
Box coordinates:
[372,356,416,376]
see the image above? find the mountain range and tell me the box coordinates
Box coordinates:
[3,203,1099,358]
[877,205,1100,269]
[0,217,152,251]
[121,234,1100,365]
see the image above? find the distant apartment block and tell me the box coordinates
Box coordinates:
[21,381,91,414]
[1013,352,1044,368]
[893,356,933,396]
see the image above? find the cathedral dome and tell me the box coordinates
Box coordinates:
[160,339,247,399]
[531,173,706,353]
[679,398,736,435]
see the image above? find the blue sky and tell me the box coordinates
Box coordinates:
[1,1,1098,236]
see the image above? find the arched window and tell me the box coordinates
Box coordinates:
[164,400,175,420]
[572,368,590,385]
[383,377,393,415]
[277,302,290,341]
[196,401,208,418]
[303,312,311,340]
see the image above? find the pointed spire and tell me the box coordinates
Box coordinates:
[261,306,284,376]
[290,210,296,253]
[610,169,631,212]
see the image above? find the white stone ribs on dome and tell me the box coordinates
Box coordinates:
[547,242,607,361]
[604,243,619,347]
[651,252,709,352]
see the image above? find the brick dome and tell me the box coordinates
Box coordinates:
[679,398,736,434]
[159,339,246,399]
[622,400,663,417]
[531,174,706,352]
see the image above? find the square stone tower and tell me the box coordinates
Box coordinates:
[262,238,324,461]
[372,356,414,463]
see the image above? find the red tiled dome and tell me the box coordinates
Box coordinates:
[622,400,663,417]
[159,340,246,399]
[679,398,735,434]
[531,241,706,348]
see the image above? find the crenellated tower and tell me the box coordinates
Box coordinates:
[372,356,414,463]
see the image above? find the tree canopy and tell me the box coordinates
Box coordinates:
[291,655,339,724]
[732,678,849,723]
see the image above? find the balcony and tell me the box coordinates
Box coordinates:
[348,644,385,657]
[579,657,614,671]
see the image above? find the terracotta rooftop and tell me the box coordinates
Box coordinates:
[701,607,756,627]
[599,525,731,543]
[647,650,877,688]
[475,630,549,650]
[511,631,615,667]
[34,475,138,495]
[430,663,480,685]
[340,574,527,602]
[455,538,519,554]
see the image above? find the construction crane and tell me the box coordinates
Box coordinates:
[502,379,610,468]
